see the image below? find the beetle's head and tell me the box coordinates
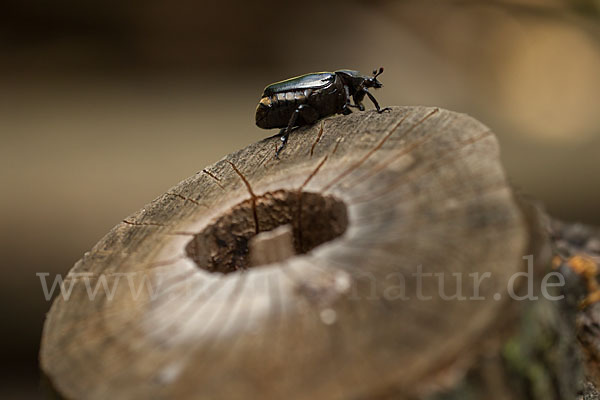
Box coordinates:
[336,68,385,94]
[364,67,384,89]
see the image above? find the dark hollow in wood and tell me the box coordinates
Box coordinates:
[185,190,348,273]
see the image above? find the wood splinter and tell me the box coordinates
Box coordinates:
[249,224,295,267]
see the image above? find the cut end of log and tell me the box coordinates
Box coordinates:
[40,106,584,400]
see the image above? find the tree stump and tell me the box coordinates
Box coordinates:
[40,107,583,399]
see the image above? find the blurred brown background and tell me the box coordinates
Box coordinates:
[1,0,599,398]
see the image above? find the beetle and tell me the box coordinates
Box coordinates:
[255,67,390,157]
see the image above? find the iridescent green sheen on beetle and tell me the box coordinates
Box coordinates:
[256,68,390,157]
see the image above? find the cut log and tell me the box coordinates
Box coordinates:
[40,106,583,399]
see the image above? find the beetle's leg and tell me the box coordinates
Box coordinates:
[342,85,362,114]
[344,85,352,106]
[351,92,366,112]
[276,132,290,159]
[276,127,287,144]
[342,88,353,114]
[348,101,364,111]
[343,102,363,115]
[276,104,319,158]
[363,88,391,113]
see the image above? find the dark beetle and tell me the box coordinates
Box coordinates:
[256,68,390,157]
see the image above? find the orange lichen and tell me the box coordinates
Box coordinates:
[562,255,600,309]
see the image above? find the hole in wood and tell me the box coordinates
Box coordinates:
[185,190,348,274]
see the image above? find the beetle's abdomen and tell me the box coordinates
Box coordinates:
[255,90,309,129]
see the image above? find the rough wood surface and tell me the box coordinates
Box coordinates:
[40,106,579,399]
[548,220,600,398]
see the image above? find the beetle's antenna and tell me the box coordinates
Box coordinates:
[373,67,384,78]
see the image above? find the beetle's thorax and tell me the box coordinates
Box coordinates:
[335,71,363,96]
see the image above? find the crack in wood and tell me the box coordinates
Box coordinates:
[165,192,204,206]
[332,138,342,155]
[202,169,225,190]
[123,220,194,235]
[122,220,167,228]
[226,160,260,234]
[300,155,329,191]
[309,121,325,157]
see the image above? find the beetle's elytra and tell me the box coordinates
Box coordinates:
[255,68,390,157]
